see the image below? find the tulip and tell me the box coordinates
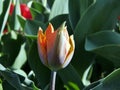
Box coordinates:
[9,3,14,16]
[20,4,32,20]
[3,29,8,34]
[9,3,32,20]
[37,22,75,71]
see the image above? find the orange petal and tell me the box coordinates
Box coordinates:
[45,23,58,58]
[47,26,71,70]
[37,28,47,66]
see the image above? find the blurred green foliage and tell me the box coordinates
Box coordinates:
[0,0,120,90]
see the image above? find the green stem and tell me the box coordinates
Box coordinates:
[50,71,57,90]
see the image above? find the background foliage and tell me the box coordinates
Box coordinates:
[0,0,120,90]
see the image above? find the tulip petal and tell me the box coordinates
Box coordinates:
[47,27,71,70]
[57,28,71,64]
[46,23,58,53]
[45,23,59,68]
[63,35,75,68]
[37,28,47,65]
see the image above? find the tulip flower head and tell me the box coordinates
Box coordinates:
[9,3,32,20]
[20,4,32,20]
[37,22,75,71]
[9,3,14,16]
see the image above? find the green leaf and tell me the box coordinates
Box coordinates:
[0,64,39,90]
[0,0,11,38]
[17,15,26,30]
[80,0,94,15]
[69,0,81,29]
[69,0,94,29]
[49,0,68,20]
[27,40,50,89]
[85,31,120,67]
[1,31,25,67]
[58,64,84,90]
[84,68,120,90]
[24,20,45,36]
[30,8,45,22]
[75,0,120,44]
[0,0,3,15]
[89,57,114,83]
[64,82,80,90]
[31,1,45,13]
[83,80,102,90]
[2,81,16,90]
[73,0,120,77]
[47,0,55,9]
[11,43,27,69]
[0,54,9,67]
[0,83,3,90]
[0,64,23,90]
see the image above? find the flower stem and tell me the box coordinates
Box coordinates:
[50,71,57,90]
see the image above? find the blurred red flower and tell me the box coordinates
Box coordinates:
[9,3,14,16]
[20,4,32,20]
[118,16,120,20]
[9,3,32,20]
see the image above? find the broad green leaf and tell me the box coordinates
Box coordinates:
[2,81,16,90]
[83,80,102,90]
[12,43,27,69]
[73,0,120,77]
[0,0,11,38]
[30,8,45,22]
[75,0,120,45]
[1,31,24,67]
[0,64,39,90]
[0,0,3,15]
[24,20,45,36]
[80,0,94,15]
[85,31,120,67]
[84,68,120,90]
[89,57,114,83]
[27,40,50,89]
[49,0,68,20]
[13,69,40,90]
[0,54,9,67]
[69,0,94,29]
[0,64,23,90]
[69,0,80,29]
[47,0,55,9]
[58,64,84,90]
[31,1,45,13]
[17,15,26,30]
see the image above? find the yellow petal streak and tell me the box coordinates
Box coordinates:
[63,35,75,68]
[37,28,47,65]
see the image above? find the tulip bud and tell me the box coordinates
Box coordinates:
[9,3,14,16]
[20,4,32,20]
[37,22,75,71]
